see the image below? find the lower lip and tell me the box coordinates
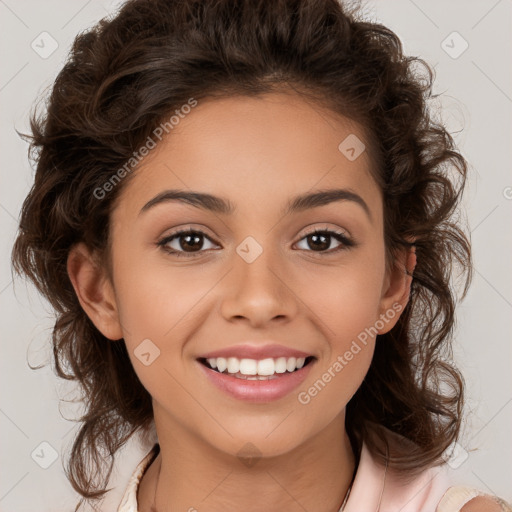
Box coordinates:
[197,360,314,403]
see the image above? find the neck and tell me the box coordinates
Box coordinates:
[138,411,357,512]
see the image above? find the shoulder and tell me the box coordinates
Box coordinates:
[357,427,511,512]
[346,429,454,511]
[364,427,454,512]
[379,463,511,512]
[378,457,453,511]
[438,486,512,512]
[117,443,160,512]
[460,496,505,511]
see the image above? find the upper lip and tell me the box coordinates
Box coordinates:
[198,343,313,360]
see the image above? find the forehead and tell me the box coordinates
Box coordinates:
[114,92,382,220]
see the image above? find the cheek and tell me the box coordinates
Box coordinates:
[295,247,386,398]
[294,267,382,424]
[302,252,387,346]
[321,282,381,334]
[111,249,225,400]
[113,244,214,341]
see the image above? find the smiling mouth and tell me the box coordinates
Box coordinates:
[198,356,316,380]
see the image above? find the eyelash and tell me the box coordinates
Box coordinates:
[156,227,355,258]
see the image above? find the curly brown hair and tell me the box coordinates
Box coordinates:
[11,0,472,509]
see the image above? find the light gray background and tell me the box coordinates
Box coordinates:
[1,0,511,510]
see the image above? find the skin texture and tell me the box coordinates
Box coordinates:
[461,497,505,512]
[67,92,416,512]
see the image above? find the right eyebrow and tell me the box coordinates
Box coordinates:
[139,190,235,216]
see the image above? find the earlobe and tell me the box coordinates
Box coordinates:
[66,242,123,341]
[377,246,417,335]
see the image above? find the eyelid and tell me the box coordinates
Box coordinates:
[158,223,218,242]
[297,223,352,240]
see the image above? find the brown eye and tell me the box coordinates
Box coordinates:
[306,232,331,251]
[177,232,204,252]
[157,229,219,257]
[295,229,354,253]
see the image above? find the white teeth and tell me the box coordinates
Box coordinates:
[216,357,227,372]
[239,359,258,375]
[286,357,297,372]
[257,358,276,376]
[227,357,240,374]
[204,356,310,376]
[274,357,287,373]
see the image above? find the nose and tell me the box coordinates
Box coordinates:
[219,243,298,328]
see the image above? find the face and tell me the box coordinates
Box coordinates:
[70,92,411,460]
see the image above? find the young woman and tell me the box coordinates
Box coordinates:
[11,0,511,510]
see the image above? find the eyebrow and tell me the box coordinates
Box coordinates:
[139,188,371,220]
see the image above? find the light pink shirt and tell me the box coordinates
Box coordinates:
[117,441,510,512]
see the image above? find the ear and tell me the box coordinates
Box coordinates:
[376,245,416,335]
[66,242,123,341]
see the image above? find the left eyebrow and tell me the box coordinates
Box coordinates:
[139,187,371,221]
[283,188,371,220]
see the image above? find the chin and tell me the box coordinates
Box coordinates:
[204,425,311,462]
